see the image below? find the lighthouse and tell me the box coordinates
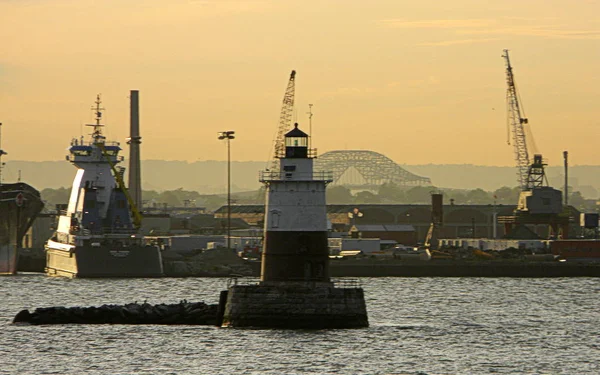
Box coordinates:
[261,123,331,284]
[220,123,368,329]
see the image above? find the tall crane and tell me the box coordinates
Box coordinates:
[503,49,533,190]
[270,70,296,172]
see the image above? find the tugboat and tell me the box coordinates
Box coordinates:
[45,95,163,278]
[0,123,44,274]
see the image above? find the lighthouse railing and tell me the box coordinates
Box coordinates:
[259,170,333,182]
[332,278,362,289]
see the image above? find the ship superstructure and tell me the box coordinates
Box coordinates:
[45,95,162,278]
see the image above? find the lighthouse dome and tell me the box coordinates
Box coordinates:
[285,123,308,138]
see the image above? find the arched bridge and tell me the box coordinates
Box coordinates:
[315,150,431,188]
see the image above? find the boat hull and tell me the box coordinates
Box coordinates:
[0,183,44,275]
[45,242,163,278]
[0,244,18,275]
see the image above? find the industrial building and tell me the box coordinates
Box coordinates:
[215,203,582,242]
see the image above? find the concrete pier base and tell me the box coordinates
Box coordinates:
[221,281,368,329]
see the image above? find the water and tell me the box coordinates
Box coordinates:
[1,274,599,375]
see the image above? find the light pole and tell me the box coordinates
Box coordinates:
[218,131,235,250]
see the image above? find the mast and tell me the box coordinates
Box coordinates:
[503,50,531,190]
[87,94,106,142]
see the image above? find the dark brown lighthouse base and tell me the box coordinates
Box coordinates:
[221,283,368,329]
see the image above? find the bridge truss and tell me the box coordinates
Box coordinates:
[315,150,431,189]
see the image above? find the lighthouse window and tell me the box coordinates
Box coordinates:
[285,137,307,147]
[283,165,296,172]
[271,211,280,228]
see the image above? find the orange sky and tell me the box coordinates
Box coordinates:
[1,0,599,166]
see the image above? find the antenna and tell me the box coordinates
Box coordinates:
[85,94,105,142]
[307,104,314,149]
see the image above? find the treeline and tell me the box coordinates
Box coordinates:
[327,183,591,209]
[40,187,231,212]
[40,183,592,212]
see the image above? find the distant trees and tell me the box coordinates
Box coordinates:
[40,187,222,211]
[466,188,490,204]
[445,190,467,204]
[405,186,435,203]
[354,191,381,204]
[40,188,70,209]
[38,184,598,212]
[377,183,405,202]
[492,186,521,204]
[327,186,353,204]
[568,191,587,209]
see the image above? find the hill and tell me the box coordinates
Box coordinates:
[3,160,599,198]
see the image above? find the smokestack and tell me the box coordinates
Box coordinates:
[426,193,443,250]
[431,193,443,226]
[127,90,142,212]
[563,150,568,206]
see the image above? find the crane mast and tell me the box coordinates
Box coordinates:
[503,49,531,190]
[270,70,296,172]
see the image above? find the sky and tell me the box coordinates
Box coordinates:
[0,0,599,166]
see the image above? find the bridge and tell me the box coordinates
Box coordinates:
[315,150,431,189]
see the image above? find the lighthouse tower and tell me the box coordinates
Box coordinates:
[260,123,331,284]
[220,123,368,329]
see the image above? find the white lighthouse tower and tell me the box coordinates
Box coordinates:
[260,123,332,283]
[220,123,368,329]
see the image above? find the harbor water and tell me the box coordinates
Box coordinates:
[1,274,598,374]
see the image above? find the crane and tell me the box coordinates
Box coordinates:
[503,50,550,192]
[97,142,143,230]
[270,70,296,172]
[500,52,567,240]
[503,49,533,190]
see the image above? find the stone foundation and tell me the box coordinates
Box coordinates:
[222,283,368,329]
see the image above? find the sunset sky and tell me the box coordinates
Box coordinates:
[1,0,599,166]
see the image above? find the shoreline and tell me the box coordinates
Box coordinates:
[16,248,600,278]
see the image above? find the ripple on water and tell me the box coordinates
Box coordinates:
[1,275,599,374]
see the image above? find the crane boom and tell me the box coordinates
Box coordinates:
[97,142,143,230]
[270,70,296,172]
[503,49,531,190]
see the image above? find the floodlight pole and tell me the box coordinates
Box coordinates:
[218,131,235,251]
